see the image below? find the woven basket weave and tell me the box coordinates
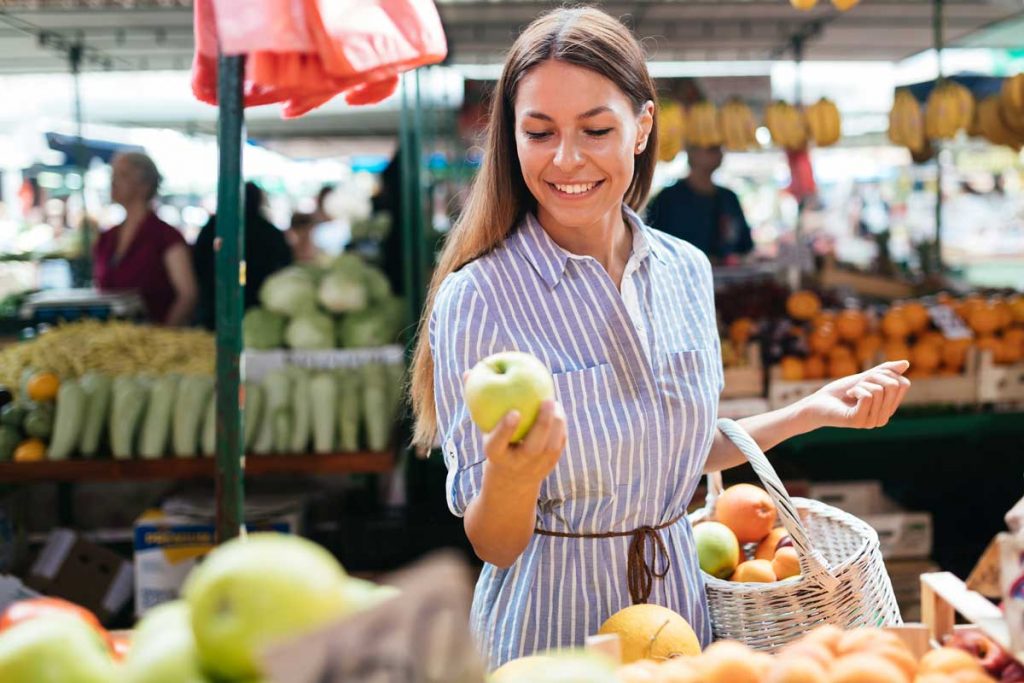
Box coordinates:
[689,419,902,651]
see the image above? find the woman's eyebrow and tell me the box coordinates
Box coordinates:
[522,105,613,122]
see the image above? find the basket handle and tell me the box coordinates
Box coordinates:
[705,418,840,591]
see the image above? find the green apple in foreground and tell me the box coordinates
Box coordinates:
[0,613,117,683]
[464,351,555,443]
[693,521,741,579]
[183,533,350,680]
[122,601,209,683]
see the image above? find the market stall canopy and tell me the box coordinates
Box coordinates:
[0,0,1022,74]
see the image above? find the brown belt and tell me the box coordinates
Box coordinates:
[534,512,686,605]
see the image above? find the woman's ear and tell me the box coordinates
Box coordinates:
[636,100,655,152]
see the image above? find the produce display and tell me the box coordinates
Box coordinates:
[245,254,407,351]
[0,533,398,682]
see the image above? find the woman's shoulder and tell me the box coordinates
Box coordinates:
[146,213,187,248]
[434,241,517,308]
[643,223,713,277]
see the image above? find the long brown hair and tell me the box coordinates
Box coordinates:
[410,6,659,451]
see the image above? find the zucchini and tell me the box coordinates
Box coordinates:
[172,375,214,458]
[78,373,112,458]
[362,363,390,451]
[243,381,263,451]
[47,379,86,461]
[337,367,362,452]
[310,372,338,454]
[139,374,179,459]
[110,376,150,460]
[289,368,311,454]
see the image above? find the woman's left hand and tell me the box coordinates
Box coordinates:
[799,360,911,430]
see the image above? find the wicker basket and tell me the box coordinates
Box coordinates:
[689,419,902,651]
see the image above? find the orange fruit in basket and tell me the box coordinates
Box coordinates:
[903,302,930,334]
[698,641,762,683]
[881,308,911,339]
[715,484,777,543]
[856,335,884,365]
[975,336,1001,360]
[26,372,60,402]
[919,648,985,676]
[995,299,1014,330]
[829,344,854,362]
[780,356,805,381]
[910,342,942,374]
[787,291,822,321]
[755,527,791,561]
[829,355,860,379]
[731,559,777,583]
[729,317,756,347]
[836,310,868,342]
[830,654,908,683]
[942,338,971,371]
[1004,327,1024,352]
[809,324,839,355]
[883,339,911,363]
[764,655,828,683]
[804,355,827,380]
[771,546,801,579]
[996,337,1022,365]
[813,311,837,329]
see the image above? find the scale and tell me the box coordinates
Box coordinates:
[18,288,145,325]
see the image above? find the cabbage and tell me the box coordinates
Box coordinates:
[362,266,392,304]
[285,312,336,350]
[336,296,408,348]
[318,270,368,313]
[258,267,318,316]
[242,308,286,349]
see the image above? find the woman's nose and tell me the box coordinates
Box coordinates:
[553,138,583,170]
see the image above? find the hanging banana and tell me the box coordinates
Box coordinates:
[889,90,925,153]
[719,98,759,151]
[687,101,723,148]
[657,100,687,161]
[804,98,841,147]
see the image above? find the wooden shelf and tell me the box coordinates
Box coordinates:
[0,452,394,482]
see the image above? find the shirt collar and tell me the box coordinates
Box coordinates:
[510,206,665,289]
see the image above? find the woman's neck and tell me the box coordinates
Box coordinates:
[536,206,633,286]
[122,200,151,229]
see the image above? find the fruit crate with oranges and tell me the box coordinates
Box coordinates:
[978,349,1024,406]
[721,341,764,400]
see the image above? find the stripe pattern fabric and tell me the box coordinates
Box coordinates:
[430,206,724,669]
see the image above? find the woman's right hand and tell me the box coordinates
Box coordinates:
[481,400,567,490]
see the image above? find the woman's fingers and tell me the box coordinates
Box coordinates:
[482,410,521,461]
[849,385,874,427]
[860,381,885,426]
[871,372,902,426]
[516,400,557,457]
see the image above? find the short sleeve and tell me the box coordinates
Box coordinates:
[155,219,187,254]
[430,272,508,517]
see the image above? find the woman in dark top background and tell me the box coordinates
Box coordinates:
[93,153,198,325]
[645,144,754,265]
[193,182,293,330]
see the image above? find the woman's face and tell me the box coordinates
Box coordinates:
[514,59,653,235]
[110,157,146,207]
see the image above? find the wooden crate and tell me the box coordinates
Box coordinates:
[819,258,916,300]
[722,343,764,400]
[767,365,828,410]
[977,349,1024,405]
[901,350,979,407]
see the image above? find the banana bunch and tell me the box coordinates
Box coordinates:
[976,96,1024,151]
[657,100,687,161]
[686,101,723,148]
[888,90,926,153]
[764,101,807,151]
[719,98,759,151]
[989,73,1024,149]
[925,80,974,140]
[0,320,214,390]
[804,98,842,147]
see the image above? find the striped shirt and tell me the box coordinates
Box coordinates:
[430,206,723,669]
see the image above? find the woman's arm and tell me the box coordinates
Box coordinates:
[704,360,910,474]
[163,243,199,326]
[464,401,566,568]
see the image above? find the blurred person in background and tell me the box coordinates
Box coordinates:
[287,211,324,264]
[193,182,293,330]
[93,152,198,325]
[645,144,753,265]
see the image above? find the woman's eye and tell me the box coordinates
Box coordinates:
[525,131,552,140]
[586,128,613,137]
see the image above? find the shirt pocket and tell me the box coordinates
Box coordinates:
[540,363,621,505]
[658,348,721,480]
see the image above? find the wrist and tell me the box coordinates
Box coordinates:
[481,461,542,500]
[787,395,823,435]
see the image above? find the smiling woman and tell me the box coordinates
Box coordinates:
[409,5,910,672]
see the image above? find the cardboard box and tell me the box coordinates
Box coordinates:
[809,481,884,516]
[134,500,304,616]
[26,529,133,625]
[886,559,940,622]
[863,510,933,560]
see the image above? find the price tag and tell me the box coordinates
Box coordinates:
[261,552,486,683]
[928,304,973,340]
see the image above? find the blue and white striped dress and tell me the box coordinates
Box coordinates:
[430,206,723,669]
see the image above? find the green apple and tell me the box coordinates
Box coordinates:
[693,521,741,579]
[0,613,117,682]
[339,577,399,613]
[491,650,618,683]
[464,351,555,443]
[122,601,209,683]
[183,533,350,680]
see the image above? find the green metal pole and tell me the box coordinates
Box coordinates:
[412,68,427,324]
[69,44,91,287]
[214,53,245,543]
[933,0,944,273]
[399,71,419,352]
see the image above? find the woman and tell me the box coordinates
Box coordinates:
[410,8,911,669]
[93,153,198,325]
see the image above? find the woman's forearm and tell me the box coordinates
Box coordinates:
[704,398,817,474]
[464,464,542,568]
[163,294,197,326]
